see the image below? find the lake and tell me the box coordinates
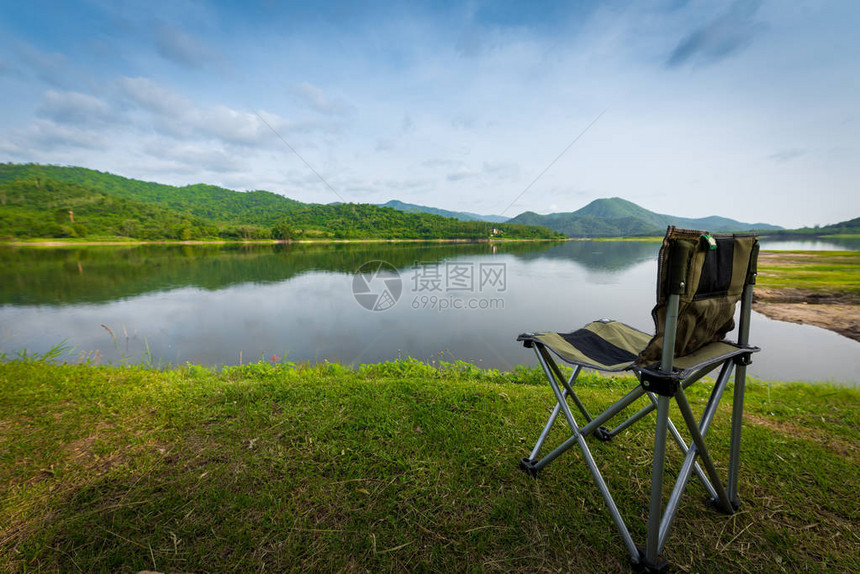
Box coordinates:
[1,238,858,385]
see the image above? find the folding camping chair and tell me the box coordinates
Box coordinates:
[517,226,760,571]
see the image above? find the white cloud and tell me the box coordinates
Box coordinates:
[14,42,72,87]
[294,82,354,116]
[400,115,414,134]
[37,90,115,125]
[115,77,344,149]
[142,139,245,173]
[5,118,109,152]
[118,76,192,118]
[154,22,218,68]
[769,148,806,162]
[666,0,767,68]
[197,105,271,145]
[446,166,477,181]
[444,161,517,183]
[375,138,394,151]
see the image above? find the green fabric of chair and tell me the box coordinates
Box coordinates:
[516,226,760,571]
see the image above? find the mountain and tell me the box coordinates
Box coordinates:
[0,177,220,240]
[378,200,508,223]
[817,217,860,234]
[0,163,303,227]
[0,163,561,241]
[764,217,860,237]
[507,197,783,238]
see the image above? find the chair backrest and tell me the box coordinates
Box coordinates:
[637,226,759,365]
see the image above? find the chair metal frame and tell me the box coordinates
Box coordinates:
[518,231,759,571]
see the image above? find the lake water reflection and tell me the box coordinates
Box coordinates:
[1,239,857,385]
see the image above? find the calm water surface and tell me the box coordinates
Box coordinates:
[1,239,857,385]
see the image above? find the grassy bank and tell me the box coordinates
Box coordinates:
[757,250,860,298]
[1,360,857,572]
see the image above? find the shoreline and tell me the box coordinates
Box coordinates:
[0,237,564,247]
[753,250,859,342]
[753,287,860,342]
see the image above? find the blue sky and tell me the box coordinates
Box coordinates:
[0,0,857,227]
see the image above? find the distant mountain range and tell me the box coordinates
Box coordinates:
[765,217,860,237]
[506,197,783,237]
[374,197,787,237]
[6,163,853,241]
[377,200,508,223]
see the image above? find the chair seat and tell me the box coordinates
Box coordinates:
[519,320,651,371]
[519,320,758,377]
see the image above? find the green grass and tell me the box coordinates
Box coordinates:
[0,359,857,572]
[757,250,860,296]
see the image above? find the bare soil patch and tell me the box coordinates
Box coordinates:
[754,287,860,342]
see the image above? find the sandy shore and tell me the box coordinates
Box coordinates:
[754,287,860,342]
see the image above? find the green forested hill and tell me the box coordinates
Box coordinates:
[0,164,303,227]
[508,197,782,237]
[280,203,548,239]
[511,210,663,237]
[0,178,219,240]
[762,216,860,237]
[823,217,860,234]
[0,164,561,241]
[377,200,507,223]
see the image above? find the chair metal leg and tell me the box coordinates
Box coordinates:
[534,344,640,562]
[522,352,581,474]
[728,282,754,506]
[657,362,735,552]
[644,395,671,567]
[675,390,733,513]
[727,363,747,507]
[643,364,733,504]
[608,370,709,438]
[525,342,747,568]
[608,401,653,437]
[528,387,567,462]
[664,406,718,502]
[579,385,645,439]
[536,346,584,439]
[529,383,647,474]
[544,355,593,422]
[526,348,645,473]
